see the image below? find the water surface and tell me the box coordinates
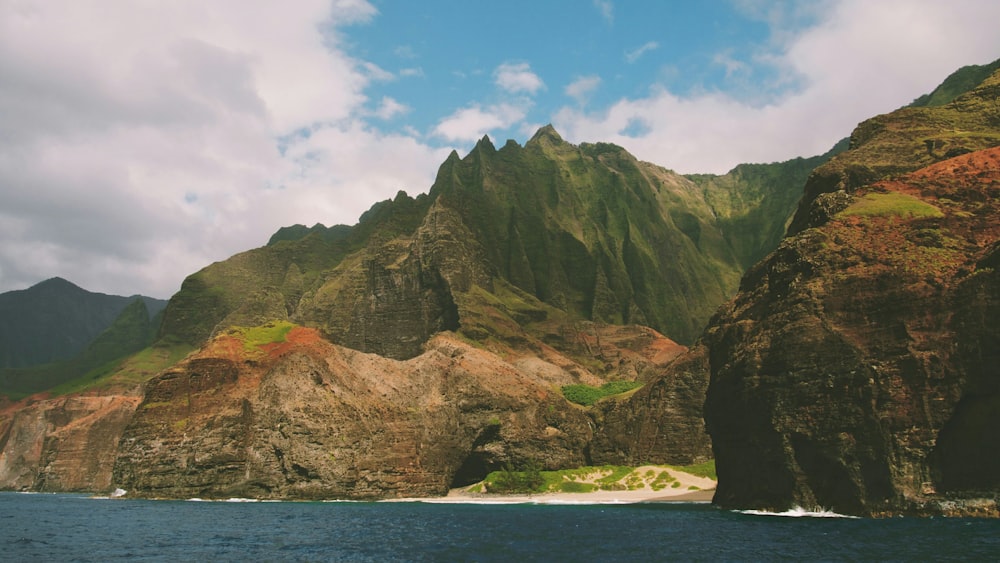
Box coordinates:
[3,493,997,561]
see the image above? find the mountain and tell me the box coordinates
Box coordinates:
[159,125,830,355]
[4,60,996,506]
[6,126,832,498]
[114,126,801,499]
[663,66,1000,516]
[0,278,166,370]
[0,282,168,399]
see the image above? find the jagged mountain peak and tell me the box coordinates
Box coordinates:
[474,134,496,152]
[528,123,563,144]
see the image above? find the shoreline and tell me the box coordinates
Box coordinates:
[391,466,719,505]
[412,487,716,505]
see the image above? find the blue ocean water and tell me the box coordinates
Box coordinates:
[2,493,998,561]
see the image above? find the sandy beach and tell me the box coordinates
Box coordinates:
[391,465,717,505]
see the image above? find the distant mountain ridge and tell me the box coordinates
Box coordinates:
[0,277,166,369]
[0,278,167,398]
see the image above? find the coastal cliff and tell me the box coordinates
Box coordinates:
[4,62,999,512]
[112,325,685,499]
[0,393,140,492]
[700,71,1000,516]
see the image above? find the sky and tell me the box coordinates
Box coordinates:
[1,0,999,299]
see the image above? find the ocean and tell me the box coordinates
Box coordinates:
[3,493,998,561]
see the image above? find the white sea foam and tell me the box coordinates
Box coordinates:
[111,488,127,498]
[738,506,859,519]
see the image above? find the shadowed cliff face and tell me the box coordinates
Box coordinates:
[590,344,713,467]
[704,140,1000,516]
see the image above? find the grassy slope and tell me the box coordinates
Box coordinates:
[789,67,1000,235]
[157,191,433,346]
[687,139,848,270]
[0,278,166,369]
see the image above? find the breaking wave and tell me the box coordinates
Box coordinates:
[737,506,859,519]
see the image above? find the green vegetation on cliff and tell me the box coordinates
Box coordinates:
[49,342,194,397]
[837,192,944,219]
[686,139,848,269]
[788,63,1000,235]
[910,58,1000,108]
[561,380,643,406]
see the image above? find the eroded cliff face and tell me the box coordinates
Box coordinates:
[590,344,713,466]
[110,325,691,500]
[703,146,1000,516]
[0,393,140,492]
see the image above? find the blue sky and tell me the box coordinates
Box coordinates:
[345,1,787,139]
[1,0,999,298]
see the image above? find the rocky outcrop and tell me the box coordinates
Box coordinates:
[0,393,140,492]
[703,145,1000,516]
[111,326,685,500]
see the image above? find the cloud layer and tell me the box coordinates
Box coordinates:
[2,0,999,299]
[0,0,449,297]
[554,0,1000,173]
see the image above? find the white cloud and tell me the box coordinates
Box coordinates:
[713,51,749,79]
[393,45,417,59]
[432,104,528,142]
[556,0,1000,174]
[494,62,545,94]
[374,96,409,119]
[566,75,602,105]
[0,0,447,298]
[3,0,1000,301]
[625,41,659,63]
[594,0,614,24]
[361,61,395,82]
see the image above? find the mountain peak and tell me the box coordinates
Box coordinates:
[528,124,563,145]
[33,276,85,294]
[474,134,496,152]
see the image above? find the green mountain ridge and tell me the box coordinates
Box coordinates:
[158,123,838,356]
[910,58,1000,108]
